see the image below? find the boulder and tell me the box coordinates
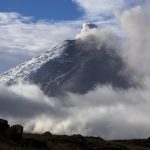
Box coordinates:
[7,125,23,141]
[43,131,52,136]
[0,119,9,135]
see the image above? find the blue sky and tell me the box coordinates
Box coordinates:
[0,0,146,73]
[1,0,150,140]
[0,0,82,21]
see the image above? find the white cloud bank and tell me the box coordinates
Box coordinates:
[0,0,146,73]
[0,0,150,140]
[117,4,150,83]
[73,0,124,17]
[0,13,82,72]
[1,81,150,139]
[73,0,145,17]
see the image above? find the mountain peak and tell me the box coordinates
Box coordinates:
[82,23,98,33]
[76,23,98,39]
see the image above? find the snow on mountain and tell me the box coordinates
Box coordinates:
[0,23,132,96]
[0,42,66,85]
[82,23,98,32]
[76,23,98,39]
[0,23,97,85]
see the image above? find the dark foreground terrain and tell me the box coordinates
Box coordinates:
[1,119,150,150]
[2,132,150,150]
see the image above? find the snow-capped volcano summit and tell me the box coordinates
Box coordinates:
[82,23,98,33]
[76,23,98,39]
[0,24,131,96]
[0,42,66,85]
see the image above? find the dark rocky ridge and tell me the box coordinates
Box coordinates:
[0,119,23,141]
[1,119,150,150]
[28,39,132,96]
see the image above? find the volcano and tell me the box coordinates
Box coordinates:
[0,23,131,96]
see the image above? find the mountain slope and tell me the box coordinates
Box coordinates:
[0,43,66,85]
[0,24,132,96]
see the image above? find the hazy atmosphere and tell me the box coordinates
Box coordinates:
[0,0,150,140]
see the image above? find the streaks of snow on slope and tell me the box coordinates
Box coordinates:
[0,43,65,84]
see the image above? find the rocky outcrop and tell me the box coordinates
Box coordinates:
[0,119,10,135]
[7,125,23,141]
[0,118,140,150]
[0,119,23,142]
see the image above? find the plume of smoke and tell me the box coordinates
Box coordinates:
[116,3,150,85]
